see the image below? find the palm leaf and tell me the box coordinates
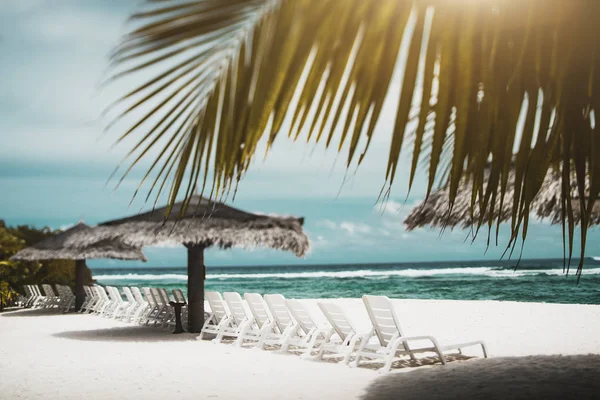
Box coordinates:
[107,0,600,275]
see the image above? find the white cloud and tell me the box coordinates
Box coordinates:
[339,222,371,235]
[316,219,338,230]
[376,199,404,215]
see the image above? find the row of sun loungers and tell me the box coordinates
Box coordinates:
[21,284,186,329]
[22,284,75,312]
[78,285,189,329]
[199,292,488,373]
[20,285,487,372]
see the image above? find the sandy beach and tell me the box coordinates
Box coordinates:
[1,298,599,399]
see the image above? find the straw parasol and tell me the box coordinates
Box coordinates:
[404,168,600,230]
[74,195,310,333]
[11,222,147,311]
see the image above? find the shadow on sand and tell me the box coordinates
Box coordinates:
[53,326,198,343]
[361,354,600,400]
[1,308,70,318]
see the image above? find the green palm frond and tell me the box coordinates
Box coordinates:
[107,0,600,275]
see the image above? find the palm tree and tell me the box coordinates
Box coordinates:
[105,0,599,275]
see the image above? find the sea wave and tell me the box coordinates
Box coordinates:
[94,267,600,282]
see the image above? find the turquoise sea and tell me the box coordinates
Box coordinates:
[92,258,600,305]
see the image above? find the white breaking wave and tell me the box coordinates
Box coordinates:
[94,267,600,282]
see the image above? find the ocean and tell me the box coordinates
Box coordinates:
[92,258,600,305]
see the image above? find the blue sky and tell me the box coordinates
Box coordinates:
[1,1,599,269]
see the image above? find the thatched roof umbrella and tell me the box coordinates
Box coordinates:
[404,168,600,230]
[74,195,310,333]
[11,222,147,311]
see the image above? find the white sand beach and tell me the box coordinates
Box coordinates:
[1,299,599,399]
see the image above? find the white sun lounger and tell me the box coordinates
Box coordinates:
[130,287,149,323]
[354,295,488,373]
[198,291,231,340]
[244,293,281,349]
[317,302,373,364]
[120,287,138,321]
[214,292,262,347]
[41,284,59,308]
[283,298,331,356]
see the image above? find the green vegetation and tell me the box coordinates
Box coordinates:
[0,221,93,311]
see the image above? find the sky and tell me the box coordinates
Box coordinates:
[1,0,599,269]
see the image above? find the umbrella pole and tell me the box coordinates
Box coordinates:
[186,244,205,333]
[75,259,86,312]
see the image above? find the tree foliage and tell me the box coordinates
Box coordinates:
[107,0,600,276]
[0,221,93,310]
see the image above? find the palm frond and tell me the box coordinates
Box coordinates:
[108,0,600,275]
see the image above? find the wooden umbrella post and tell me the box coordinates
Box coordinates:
[74,259,86,312]
[186,244,206,333]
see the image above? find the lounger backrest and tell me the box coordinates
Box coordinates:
[223,292,249,326]
[42,284,55,297]
[96,286,109,301]
[317,302,356,341]
[264,294,294,333]
[33,285,44,297]
[362,295,404,347]
[122,287,136,303]
[132,287,146,304]
[142,287,155,306]
[150,288,164,306]
[157,288,172,304]
[24,285,33,297]
[83,286,92,297]
[205,291,228,322]
[172,289,186,303]
[285,299,318,335]
[244,293,271,329]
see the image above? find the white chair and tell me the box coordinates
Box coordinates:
[198,291,230,340]
[244,293,281,349]
[79,286,95,313]
[140,287,157,324]
[56,285,75,313]
[316,302,373,364]
[41,284,59,309]
[214,292,261,347]
[283,298,331,356]
[120,287,138,321]
[130,287,149,323]
[354,295,488,373]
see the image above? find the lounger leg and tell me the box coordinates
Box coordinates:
[235,321,251,348]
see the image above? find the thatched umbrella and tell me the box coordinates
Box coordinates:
[73,195,310,333]
[11,222,147,311]
[404,168,600,230]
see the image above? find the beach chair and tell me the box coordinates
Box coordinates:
[214,292,262,347]
[56,285,75,313]
[106,287,128,319]
[79,286,94,312]
[41,284,59,309]
[198,291,231,340]
[243,293,281,348]
[84,286,103,314]
[139,287,158,324]
[92,286,111,315]
[157,288,175,328]
[120,287,138,321]
[283,298,331,355]
[130,287,149,323]
[145,288,167,326]
[32,285,48,308]
[316,302,373,364]
[23,285,37,307]
[354,295,488,373]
